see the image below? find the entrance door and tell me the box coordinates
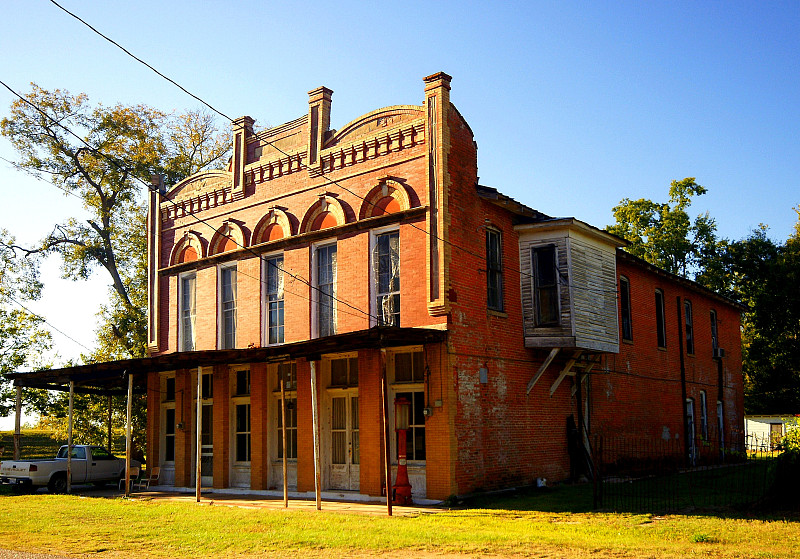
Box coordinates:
[329,394,359,491]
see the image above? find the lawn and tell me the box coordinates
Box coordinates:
[0,485,798,558]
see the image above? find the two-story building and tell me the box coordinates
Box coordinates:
[143,72,744,500]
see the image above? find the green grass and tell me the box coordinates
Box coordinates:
[0,486,798,558]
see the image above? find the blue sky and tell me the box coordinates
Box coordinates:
[1,0,799,371]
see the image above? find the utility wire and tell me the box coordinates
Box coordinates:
[0,78,376,323]
[0,292,94,353]
[46,1,621,299]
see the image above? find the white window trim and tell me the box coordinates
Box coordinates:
[178,271,196,352]
[230,366,251,465]
[387,347,426,465]
[160,372,177,466]
[261,251,285,347]
[311,239,337,339]
[369,226,400,327]
[218,263,238,350]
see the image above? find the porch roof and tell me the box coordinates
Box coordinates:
[5,326,447,396]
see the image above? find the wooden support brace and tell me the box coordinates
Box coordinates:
[550,351,582,397]
[526,347,560,395]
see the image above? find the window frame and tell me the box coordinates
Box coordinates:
[178,272,196,352]
[218,264,238,350]
[160,373,176,465]
[655,289,667,349]
[371,227,400,327]
[710,309,719,357]
[486,228,504,312]
[274,361,298,461]
[230,366,251,464]
[531,245,560,327]
[684,299,695,355]
[619,276,632,341]
[389,347,426,463]
[312,240,337,338]
[262,253,285,346]
[699,390,708,440]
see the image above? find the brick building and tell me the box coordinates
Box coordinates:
[144,72,744,500]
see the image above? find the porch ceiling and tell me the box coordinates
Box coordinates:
[4,326,447,396]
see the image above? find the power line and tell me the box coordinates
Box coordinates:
[45,0,612,299]
[0,78,376,324]
[48,0,233,122]
[0,292,93,353]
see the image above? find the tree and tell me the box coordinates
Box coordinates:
[0,230,52,416]
[607,178,720,279]
[1,85,230,451]
[727,211,800,414]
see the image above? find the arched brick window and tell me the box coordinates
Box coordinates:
[169,231,205,266]
[210,221,248,255]
[359,179,412,219]
[302,195,347,233]
[253,208,294,245]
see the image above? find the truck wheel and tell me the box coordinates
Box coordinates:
[48,473,68,494]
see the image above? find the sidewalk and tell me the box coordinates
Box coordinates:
[67,484,442,517]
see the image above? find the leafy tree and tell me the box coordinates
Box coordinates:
[607,178,720,279]
[729,211,800,413]
[0,230,52,416]
[1,85,230,453]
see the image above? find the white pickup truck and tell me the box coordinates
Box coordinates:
[1,445,136,493]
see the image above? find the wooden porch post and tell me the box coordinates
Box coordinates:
[380,349,392,517]
[125,372,133,497]
[107,395,113,453]
[67,381,74,494]
[310,360,322,510]
[13,386,22,460]
[196,368,202,503]
[281,377,288,508]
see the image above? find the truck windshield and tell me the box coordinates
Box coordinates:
[56,447,87,459]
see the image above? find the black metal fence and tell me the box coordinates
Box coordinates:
[594,432,780,513]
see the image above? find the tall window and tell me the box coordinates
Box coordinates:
[532,246,559,326]
[619,276,632,341]
[374,231,400,326]
[391,350,426,461]
[684,300,694,355]
[161,375,176,463]
[231,368,250,463]
[179,273,196,351]
[330,357,358,387]
[710,310,719,357]
[316,244,337,337]
[717,400,724,448]
[486,229,504,311]
[265,255,284,345]
[699,390,708,440]
[220,266,237,349]
[277,362,297,459]
[655,289,666,348]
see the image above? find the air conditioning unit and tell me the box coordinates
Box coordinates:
[714,348,725,359]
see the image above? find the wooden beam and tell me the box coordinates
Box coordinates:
[195,368,202,503]
[67,381,74,494]
[125,373,133,497]
[381,349,392,517]
[549,351,582,397]
[281,374,288,508]
[526,347,560,395]
[13,386,21,460]
[310,360,322,510]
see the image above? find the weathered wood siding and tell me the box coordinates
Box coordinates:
[518,223,619,352]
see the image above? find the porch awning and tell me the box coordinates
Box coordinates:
[4,326,447,396]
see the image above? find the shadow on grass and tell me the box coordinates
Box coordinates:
[447,475,800,522]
